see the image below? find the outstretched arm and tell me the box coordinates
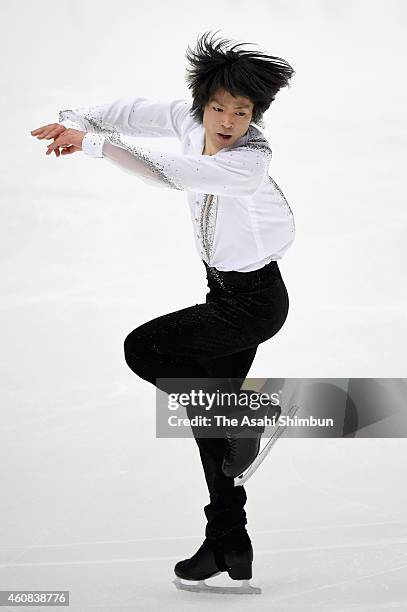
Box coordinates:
[40,124,271,195]
[78,131,271,196]
[58,97,192,140]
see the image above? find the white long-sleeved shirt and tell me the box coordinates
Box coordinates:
[59,97,295,272]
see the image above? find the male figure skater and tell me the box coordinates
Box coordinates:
[31,31,295,592]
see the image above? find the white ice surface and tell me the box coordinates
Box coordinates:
[1,0,407,610]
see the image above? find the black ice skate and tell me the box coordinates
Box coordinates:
[233,402,301,486]
[173,538,261,595]
[222,403,282,479]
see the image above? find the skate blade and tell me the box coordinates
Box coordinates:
[173,577,261,594]
[234,403,301,487]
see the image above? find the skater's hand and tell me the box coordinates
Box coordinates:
[30,124,85,157]
[31,123,68,157]
[44,128,85,156]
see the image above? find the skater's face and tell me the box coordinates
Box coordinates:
[202,88,254,155]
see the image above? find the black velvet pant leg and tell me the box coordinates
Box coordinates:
[193,346,258,542]
[123,260,289,544]
[123,305,258,540]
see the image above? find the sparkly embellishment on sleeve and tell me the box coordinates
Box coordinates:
[59,109,183,191]
[241,126,273,159]
[58,109,84,130]
[268,176,296,234]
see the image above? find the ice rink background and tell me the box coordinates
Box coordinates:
[1,0,407,609]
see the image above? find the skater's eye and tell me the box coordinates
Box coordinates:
[212,106,246,117]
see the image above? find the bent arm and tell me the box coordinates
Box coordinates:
[82,131,271,196]
[58,97,192,140]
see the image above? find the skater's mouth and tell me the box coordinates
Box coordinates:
[217,133,232,141]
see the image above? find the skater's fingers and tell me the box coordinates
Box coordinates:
[60,146,76,155]
[31,123,63,134]
[40,127,67,141]
[46,129,84,155]
[30,123,66,139]
[46,135,63,156]
[46,133,67,155]
[30,125,50,136]
[35,130,52,140]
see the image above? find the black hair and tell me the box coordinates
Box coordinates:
[185,30,295,128]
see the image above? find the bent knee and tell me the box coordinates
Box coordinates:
[123,329,146,370]
[123,328,164,380]
[124,329,141,357]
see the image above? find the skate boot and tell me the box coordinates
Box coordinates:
[173,531,261,594]
[174,538,227,581]
[222,403,281,478]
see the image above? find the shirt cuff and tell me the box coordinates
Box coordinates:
[81,132,106,158]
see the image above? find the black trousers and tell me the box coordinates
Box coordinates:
[124,259,289,545]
